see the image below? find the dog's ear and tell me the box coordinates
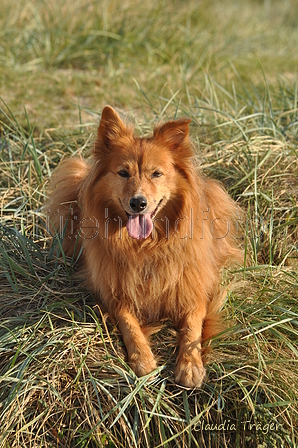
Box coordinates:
[153,119,192,149]
[95,106,133,155]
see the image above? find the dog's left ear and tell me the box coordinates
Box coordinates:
[153,119,191,149]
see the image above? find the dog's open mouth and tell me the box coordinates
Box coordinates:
[124,199,163,240]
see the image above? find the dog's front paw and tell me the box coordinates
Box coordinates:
[175,353,206,388]
[129,348,157,377]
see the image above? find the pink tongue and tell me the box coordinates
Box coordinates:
[127,214,153,239]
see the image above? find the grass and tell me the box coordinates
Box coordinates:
[0,0,298,446]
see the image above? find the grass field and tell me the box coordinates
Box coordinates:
[0,0,298,446]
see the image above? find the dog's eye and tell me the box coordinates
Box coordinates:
[152,171,163,178]
[118,170,130,178]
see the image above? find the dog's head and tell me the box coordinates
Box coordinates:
[92,106,194,240]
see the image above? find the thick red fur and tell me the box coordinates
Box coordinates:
[46,106,242,388]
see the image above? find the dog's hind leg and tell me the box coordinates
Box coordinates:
[116,309,157,377]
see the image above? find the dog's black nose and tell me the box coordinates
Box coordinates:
[130,196,147,213]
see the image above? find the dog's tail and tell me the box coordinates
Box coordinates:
[45,156,89,257]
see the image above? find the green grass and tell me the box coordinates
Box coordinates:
[0,0,298,446]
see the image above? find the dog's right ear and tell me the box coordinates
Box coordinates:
[94,106,133,156]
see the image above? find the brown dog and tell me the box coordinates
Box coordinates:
[46,106,242,388]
